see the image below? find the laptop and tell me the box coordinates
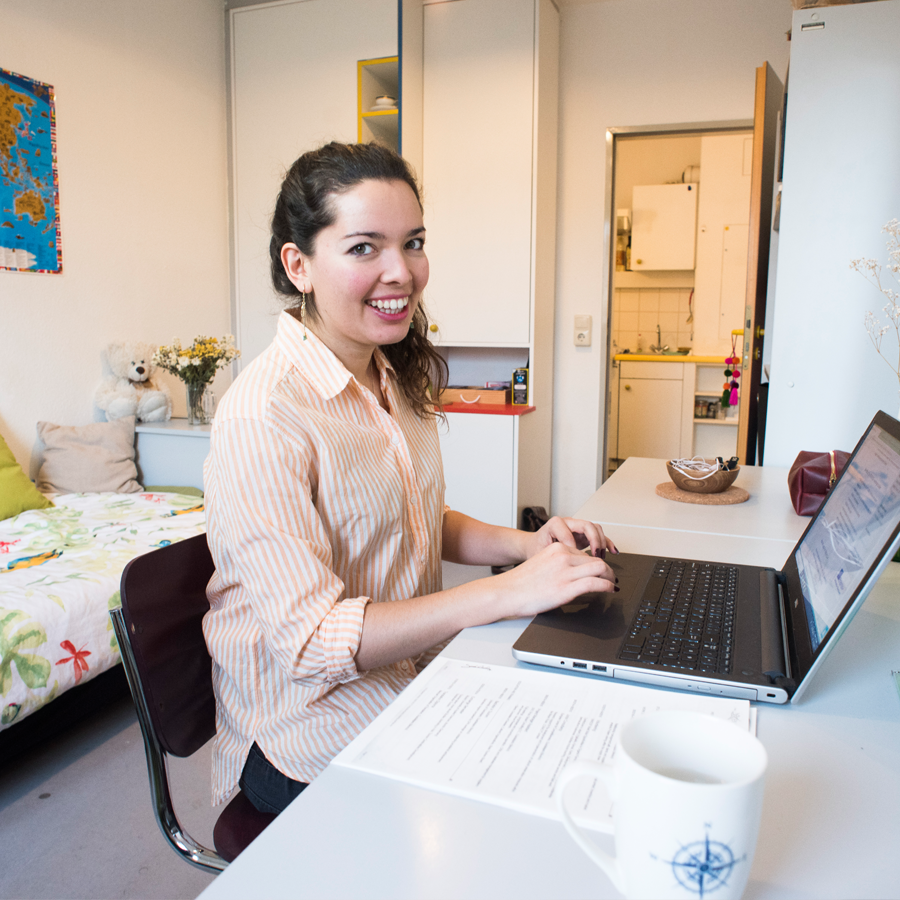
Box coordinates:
[512,410,900,704]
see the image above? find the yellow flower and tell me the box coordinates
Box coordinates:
[152,334,241,386]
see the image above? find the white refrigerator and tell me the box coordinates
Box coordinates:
[764,0,900,465]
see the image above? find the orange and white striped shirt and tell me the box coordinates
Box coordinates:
[203,311,445,805]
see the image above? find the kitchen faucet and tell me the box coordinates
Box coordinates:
[650,324,669,354]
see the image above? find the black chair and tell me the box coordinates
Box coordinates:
[110,534,275,871]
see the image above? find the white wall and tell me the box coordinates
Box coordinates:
[0,0,230,469]
[552,0,792,517]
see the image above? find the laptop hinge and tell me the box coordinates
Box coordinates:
[776,576,793,682]
[760,569,790,681]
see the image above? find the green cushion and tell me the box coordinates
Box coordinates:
[144,485,204,498]
[0,432,54,520]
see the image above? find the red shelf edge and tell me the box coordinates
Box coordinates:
[441,403,536,416]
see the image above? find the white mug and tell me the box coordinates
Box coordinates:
[555,711,767,900]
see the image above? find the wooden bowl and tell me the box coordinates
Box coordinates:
[666,459,740,494]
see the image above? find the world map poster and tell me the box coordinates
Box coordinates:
[0,68,62,273]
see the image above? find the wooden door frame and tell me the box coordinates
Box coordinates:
[736,62,783,465]
[599,120,753,487]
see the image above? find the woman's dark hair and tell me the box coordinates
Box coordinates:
[270,141,447,419]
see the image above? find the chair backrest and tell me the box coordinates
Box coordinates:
[119,533,216,757]
[116,532,274,871]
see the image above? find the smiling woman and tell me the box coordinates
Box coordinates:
[278,179,429,408]
[201,141,619,818]
[270,141,443,417]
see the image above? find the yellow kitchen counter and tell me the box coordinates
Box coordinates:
[614,354,728,364]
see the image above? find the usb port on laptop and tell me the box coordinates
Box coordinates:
[572,662,587,669]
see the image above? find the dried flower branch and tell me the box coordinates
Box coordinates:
[850,219,900,395]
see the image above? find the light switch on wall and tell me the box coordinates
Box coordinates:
[574,315,592,346]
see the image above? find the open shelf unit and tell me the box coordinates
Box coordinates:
[693,364,738,456]
[358,56,399,151]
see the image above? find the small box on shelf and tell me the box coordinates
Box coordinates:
[441,387,510,406]
[512,368,529,405]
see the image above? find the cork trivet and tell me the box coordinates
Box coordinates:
[656,482,750,505]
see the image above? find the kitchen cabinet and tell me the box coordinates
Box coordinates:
[630,184,698,271]
[617,361,692,460]
[607,361,620,473]
[439,413,517,528]
[613,359,735,462]
[415,0,558,524]
[692,133,753,353]
[619,377,683,459]
[615,271,694,290]
[422,0,555,348]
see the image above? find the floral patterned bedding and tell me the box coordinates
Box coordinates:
[0,491,205,732]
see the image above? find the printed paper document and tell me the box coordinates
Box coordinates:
[332,657,752,831]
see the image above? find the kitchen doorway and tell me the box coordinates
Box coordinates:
[601,122,755,482]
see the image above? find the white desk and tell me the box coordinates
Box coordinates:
[575,458,807,571]
[199,464,900,900]
[578,458,806,544]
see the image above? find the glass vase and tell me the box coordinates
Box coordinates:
[185,382,214,425]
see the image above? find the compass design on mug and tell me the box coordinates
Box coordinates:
[661,830,745,898]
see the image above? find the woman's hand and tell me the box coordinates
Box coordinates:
[491,539,618,620]
[358,518,619,671]
[523,515,618,561]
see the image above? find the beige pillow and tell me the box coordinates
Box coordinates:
[36,416,143,494]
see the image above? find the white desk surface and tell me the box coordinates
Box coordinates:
[577,458,807,546]
[200,464,900,900]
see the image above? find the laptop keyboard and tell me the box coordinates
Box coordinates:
[618,559,737,674]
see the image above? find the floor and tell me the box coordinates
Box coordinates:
[0,695,218,900]
[0,562,489,900]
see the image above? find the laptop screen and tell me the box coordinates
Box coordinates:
[795,422,900,653]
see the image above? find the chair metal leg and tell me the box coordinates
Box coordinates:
[111,608,227,873]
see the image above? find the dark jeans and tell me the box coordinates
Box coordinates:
[239,742,308,815]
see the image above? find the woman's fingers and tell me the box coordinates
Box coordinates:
[497,541,619,619]
[537,516,580,549]
[537,516,618,558]
[566,518,618,557]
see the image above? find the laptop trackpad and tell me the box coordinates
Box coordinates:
[514,553,650,655]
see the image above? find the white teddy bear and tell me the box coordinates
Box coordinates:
[94,341,173,423]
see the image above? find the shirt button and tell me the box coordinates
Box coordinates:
[391,434,400,446]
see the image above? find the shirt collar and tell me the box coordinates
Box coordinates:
[276,310,396,401]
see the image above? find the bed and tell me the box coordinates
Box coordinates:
[0,490,206,762]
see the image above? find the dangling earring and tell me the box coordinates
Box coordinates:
[300,292,308,341]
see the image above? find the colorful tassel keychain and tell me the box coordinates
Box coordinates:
[722,336,741,409]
